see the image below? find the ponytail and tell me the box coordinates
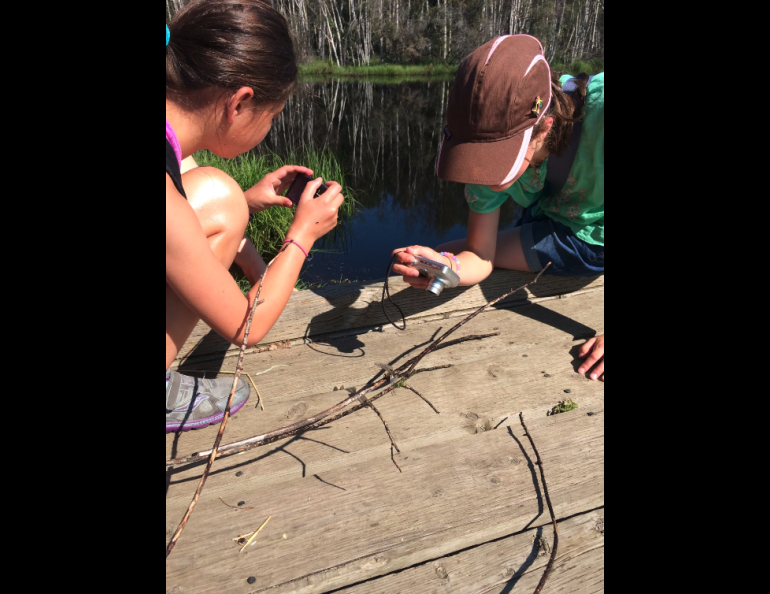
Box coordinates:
[166,0,297,111]
[533,72,590,157]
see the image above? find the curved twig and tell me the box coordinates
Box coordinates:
[403,384,439,414]
[166,247,285,559]
[403,264,551,376]
[519,411,559,594]
[368,401,400,453]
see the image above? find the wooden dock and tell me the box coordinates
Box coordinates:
[166,270,605,593]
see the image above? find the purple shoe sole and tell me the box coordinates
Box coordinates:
[165,396,248,433]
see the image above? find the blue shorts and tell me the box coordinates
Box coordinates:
[514,205,604,277]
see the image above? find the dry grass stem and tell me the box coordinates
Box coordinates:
[240,516,272,553]
[194,371,265,410]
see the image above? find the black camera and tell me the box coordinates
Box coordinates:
[286,173,329,206]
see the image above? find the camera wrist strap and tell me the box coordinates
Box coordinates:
[381,251,407,331]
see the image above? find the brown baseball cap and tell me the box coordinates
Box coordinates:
[436,35,553,186]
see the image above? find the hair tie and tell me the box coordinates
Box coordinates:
[166,25,170,46]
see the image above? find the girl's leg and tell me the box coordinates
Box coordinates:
[437,226,531,272]
[165,167,249,368]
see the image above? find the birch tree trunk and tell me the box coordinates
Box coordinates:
[167,0,603,70]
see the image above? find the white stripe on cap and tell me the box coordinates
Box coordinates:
[485,35,512,65]
[499,127,533,185]
[525,54,546,76]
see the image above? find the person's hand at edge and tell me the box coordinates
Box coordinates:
[578,334,604,381]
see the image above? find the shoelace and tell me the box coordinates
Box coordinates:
[381,251,407,331]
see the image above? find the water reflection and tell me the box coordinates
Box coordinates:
[257,79,520,283]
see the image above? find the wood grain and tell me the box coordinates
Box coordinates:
[166,284,604,593]
[335,509,604,594]
[165,405,604,594]
[167,291,604,464]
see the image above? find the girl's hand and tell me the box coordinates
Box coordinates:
[288,178,344,245]
[578,334,604,381]
[391,246,447,290]
[244,165,314,213]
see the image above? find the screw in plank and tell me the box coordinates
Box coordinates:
[247,577,256,584]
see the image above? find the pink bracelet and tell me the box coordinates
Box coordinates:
[283,238,311,259]
[440,251,461,272]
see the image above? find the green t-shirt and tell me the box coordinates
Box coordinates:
[465,72,604,246]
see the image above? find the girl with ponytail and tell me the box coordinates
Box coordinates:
[392,35,605,381]
[165,0,346,431]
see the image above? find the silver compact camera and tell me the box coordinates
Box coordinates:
[407,255,460,296]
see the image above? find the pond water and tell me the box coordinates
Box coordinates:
[259,78,522,284]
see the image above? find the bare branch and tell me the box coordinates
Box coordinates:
[166,247,286,559]
[519,411,559,594]
[166,267,549,470]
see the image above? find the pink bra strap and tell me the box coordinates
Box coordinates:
[165,120,182,168]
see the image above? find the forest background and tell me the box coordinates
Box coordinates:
[165,0,604,70]
[166,0,604,287]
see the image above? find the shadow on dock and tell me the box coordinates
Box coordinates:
[301,273,598,358]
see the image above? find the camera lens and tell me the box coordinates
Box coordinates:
[427,279,445,296]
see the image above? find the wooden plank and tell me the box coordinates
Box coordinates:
[166,291,605,465]
[336,508,604,594]
[165,404,604,594]
[174,270,603,365]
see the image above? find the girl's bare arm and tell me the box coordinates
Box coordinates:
[166,175,341,347]
[392,208,501,288]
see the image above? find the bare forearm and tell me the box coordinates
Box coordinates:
[454,250,494,286]
[237,233,312,347]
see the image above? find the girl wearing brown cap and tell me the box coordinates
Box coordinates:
[392,35,604,381]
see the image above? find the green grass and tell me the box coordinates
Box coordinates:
[294,275,361,291]
[299,61,457,79]
[299,58,602,80]
[193,149,359,291]
[550,57,605,76]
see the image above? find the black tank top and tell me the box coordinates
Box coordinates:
[166,139,187,199]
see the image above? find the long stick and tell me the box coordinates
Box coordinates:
[165,247,285,559]
[166,268,549,469]
[402,263,551,376]
[519,411,559,594]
